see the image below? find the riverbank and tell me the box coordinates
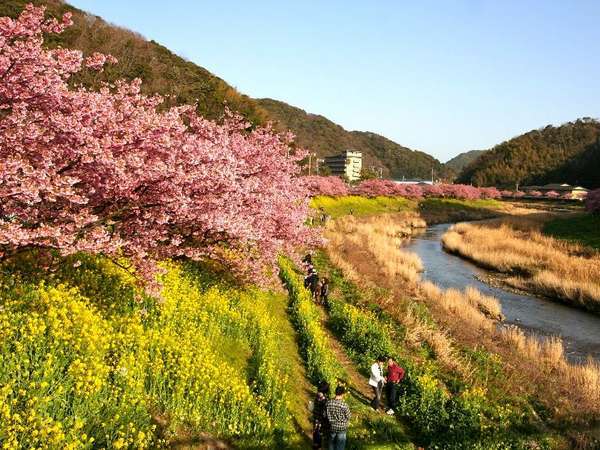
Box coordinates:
[311,195,508,222]
[321,212,600,447]
[442,219,600,314]
[543,214,600,250]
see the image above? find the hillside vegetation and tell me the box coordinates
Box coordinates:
[258,98,450,180]
[458,119,600,189]
[445,149,486,173]
[0,0,268,125]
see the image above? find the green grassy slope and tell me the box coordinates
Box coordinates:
[0,252,311,448]
[310,195,504,222]
[543,214,600,250]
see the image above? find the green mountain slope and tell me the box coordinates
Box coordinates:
[0,0,268,125]
[258,98,449,180]
[445,149,487,173]
[457,118,600,189]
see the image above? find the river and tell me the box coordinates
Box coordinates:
[404,223,600,363]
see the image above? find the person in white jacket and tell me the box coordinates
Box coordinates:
[368,356,387,410]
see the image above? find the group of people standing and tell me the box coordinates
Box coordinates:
[312,383,351,450]
[311,356,405,450]
[369,356,405,415]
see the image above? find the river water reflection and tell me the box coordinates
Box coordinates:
[404,223,600,362]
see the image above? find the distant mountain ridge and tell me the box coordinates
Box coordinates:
[257,98,449,180]
[445,150,487,173]
[457,119,600,189]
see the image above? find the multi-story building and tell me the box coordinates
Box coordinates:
[324,150,362,181]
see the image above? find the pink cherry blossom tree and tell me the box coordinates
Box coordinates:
[545,190,560,199]
[500,190,514,198]
[0,5,315,286]
[422,184,444,197]
[303,176,349,197]
[528,190,543,197]
[479,187,501,199]
[354,179,398,197]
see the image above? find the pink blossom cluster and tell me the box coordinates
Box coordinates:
[545,190,560,199]
[303,176,349,196]
[585,189,600,214]
[528,191,543,197]
[351,179,424,199]
[0,5,316,287]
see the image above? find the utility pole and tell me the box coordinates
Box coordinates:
[431,167,434,184]
[316,158,323,175]
[308,152,316,175]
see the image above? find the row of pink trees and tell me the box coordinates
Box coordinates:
[305,177,502,200]
[501,190,580,200]
[0,5,314,286]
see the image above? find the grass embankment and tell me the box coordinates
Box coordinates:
[543,214,600,250]
[0,253,309,449]
[322,213,600,448]
[442,220,600,313]
[310,195,416,218]
[311,195,505,222]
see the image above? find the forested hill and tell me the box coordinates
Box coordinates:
[0,0,268,124]
[457,119,600,189]
[258,98,449,180]
[445,149,487,173]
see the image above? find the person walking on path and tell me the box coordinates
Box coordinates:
[308,269,320,302]
[324,386,351,450]
[305,267,318,292]
[369,356,386,411]
[385,357,405,415]
[319,278,330,306]
[312,381,330,449]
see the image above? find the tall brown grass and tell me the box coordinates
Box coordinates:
[442,222,600,311]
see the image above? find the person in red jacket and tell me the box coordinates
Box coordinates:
[385,357,405,415]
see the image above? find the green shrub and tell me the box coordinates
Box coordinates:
[278,257,343,389]
[328,299,394,365]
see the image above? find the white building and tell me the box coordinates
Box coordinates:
[324,150,363,181]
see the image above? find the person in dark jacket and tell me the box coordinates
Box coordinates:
[304,268,320,301]
[320,278,330,306]
[312,381,330,449]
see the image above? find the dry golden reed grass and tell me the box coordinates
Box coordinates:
[325,213,424,284]
[501,326,600,405]
[325,212,600,412]
[442,222,600,310]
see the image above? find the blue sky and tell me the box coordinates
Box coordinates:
[69,0,600,162]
